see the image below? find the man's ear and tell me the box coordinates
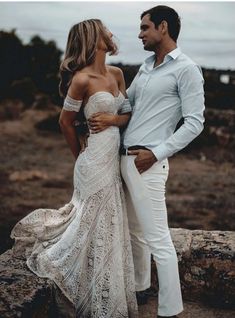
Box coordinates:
[161,20,168,35]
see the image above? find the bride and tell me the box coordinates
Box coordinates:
[10,19,138,318]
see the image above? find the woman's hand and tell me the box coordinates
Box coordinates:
[88,112,115,134]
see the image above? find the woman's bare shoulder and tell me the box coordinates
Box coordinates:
[68,72,90,99]
[107,65,123,77]
[107,66,124,87]
[72,72,90,88]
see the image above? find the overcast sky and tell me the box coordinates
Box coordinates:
[1,1,235,70]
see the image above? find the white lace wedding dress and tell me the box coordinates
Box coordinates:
[11,91,138,318]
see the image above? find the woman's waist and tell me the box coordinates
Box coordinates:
[87,126,120,141]
[80,132,120,157]
[88,125,119,133]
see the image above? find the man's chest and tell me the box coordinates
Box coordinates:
[135,68,179,100]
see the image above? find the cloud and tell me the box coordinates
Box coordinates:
[0,1,235,69]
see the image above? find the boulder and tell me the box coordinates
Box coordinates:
[151,229,235,308]
[0,229,234,317]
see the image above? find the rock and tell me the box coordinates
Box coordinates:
[170,228,192,261]
[183,230,235,307]
[152,229,235,308]
[0,229,234,318]
[0,250,54,318]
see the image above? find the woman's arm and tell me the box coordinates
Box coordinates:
[59,73,89,159]
[88,67,131,134]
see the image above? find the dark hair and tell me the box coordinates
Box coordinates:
[141,5,181,42]
[59,19,117,97]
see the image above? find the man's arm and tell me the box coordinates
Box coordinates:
[88,67,132,133]
[152,64,205,162]
[129,64,205,174]
[88,112,131,133]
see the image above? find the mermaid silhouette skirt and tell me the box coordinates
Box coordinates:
[11,92,138,317]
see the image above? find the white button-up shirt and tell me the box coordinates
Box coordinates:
[123,48,205,162]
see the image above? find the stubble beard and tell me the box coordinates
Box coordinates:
[143,42,155,52]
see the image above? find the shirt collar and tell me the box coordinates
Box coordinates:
[143,47,181,67]
[144,54,155,67]
[167,47,181,60]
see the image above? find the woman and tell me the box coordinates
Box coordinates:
[10,19,138,317]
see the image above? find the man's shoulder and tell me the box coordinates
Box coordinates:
[174,52,203,78]
[176,52,200,68]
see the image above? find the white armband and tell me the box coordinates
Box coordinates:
[63,95,82,112]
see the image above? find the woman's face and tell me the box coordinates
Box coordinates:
[98,26,114,53]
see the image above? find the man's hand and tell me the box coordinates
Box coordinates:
[74,120,89,154]
[78,133,89,153]
[128,149,157,174]
[88,112,115,134]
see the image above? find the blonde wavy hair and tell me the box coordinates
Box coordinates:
[59,19,118,97]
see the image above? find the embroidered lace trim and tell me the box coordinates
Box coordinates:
[63,95,82,112]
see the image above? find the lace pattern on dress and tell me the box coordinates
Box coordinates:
[11,91,138,318]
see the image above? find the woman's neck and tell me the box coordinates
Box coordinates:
[91,50,107,75]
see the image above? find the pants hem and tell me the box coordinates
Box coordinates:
[135,283,151,292]
[158,305,184,317]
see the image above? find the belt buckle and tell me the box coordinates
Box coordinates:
[125,148,128,156]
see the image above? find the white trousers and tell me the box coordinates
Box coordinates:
[121,155,183,317]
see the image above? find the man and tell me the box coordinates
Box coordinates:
[120,5,205,318]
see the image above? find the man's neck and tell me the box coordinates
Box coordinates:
[154,41,177,67]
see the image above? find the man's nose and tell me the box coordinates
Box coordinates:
[138,31,143,39]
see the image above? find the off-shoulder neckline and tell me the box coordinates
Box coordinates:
[85,91,124,105]
[67,91,125,109]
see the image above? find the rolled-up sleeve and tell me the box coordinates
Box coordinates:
[118,98,132,114]
[152,64,205,161]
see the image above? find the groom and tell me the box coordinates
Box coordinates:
[120,5,205,318]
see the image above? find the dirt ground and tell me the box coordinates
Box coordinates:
[1,108,234,254]
[138,297,235,318]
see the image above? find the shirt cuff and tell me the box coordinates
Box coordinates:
[119,99,132,114]
[152,143,169,162]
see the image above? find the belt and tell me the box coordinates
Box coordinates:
[119,145,148,155]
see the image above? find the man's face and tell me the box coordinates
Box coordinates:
[138,14,162,51]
